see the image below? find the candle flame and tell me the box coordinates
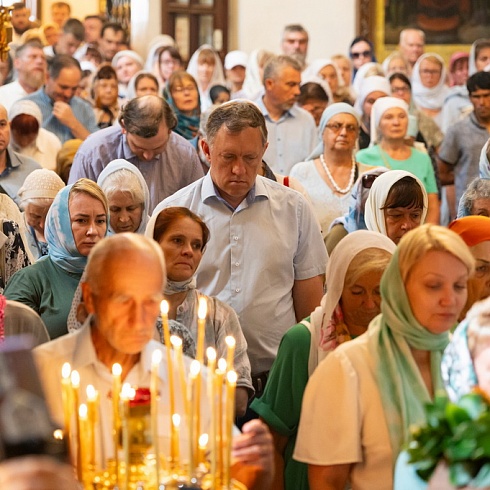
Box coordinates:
[190,359,201,377]
[86,384,97,400]
[198,297,207,319]
[129,387,136,399]
[61,362,71,379]
[170,335,182,348]
[112,363,122,376]
[121,382,132,399]
[172,413,180,427]
[53,429,64,440]
[160,300,169,315]
[227,370,238,384]
[217,358,227,372]
[206,347,216,362]
[79,403,88,418]
[199,433,208,448]
[152,348,163,365]
[225,336,236,348]
[70,370,80,388]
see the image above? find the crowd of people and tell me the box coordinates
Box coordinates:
[1,2,490,489]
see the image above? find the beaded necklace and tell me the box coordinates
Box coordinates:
[320,154,357,194]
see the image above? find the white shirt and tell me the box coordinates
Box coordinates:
[0,81,28,113]
[156,173,327,373]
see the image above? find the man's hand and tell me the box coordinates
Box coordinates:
[0,456,80,490]
[52,101,77,126]
[231,418,274,490]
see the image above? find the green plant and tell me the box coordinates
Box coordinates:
[407,392,490,488]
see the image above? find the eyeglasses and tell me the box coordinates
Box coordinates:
[391,86,410,94]
[325,123,358,134]
[350,50,371,59]
[173,85,197,93]
[361,173,379,189]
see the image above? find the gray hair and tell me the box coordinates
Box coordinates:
[461,178,490,215]
[119,95,177,137]
[282,24,308,40]
[100,168,145,210]
[263,55,302,84]
[205,100,268,147]
[399,28,425,44]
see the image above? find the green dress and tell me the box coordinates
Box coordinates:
[251,320,311,490]
[4,256,82,339]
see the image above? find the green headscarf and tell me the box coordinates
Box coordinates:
[368,247,450,464]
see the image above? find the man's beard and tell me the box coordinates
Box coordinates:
[289,52,307,70]
[25,70,45,90]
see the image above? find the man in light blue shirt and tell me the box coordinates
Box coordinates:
[22,55,98,143]
[155,100,326,380]
[254,55,317,175]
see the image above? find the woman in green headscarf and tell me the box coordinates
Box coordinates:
[294,224,475,490]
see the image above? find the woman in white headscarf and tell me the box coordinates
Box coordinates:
[411,52,449,128]
[469,38,490,76]
[186,44,225,111]
[290,103,374,237]
[351,61,385,97]
[356,97,439,223]
[251,230,394,490]
[126,71,161,100]
[353,75,391,149]
[364,169,428,244]
[303,59,351,103]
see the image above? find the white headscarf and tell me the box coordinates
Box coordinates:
[126,70,162,101]
[351,62,385,97]
[353,75,391,114]
[469,39,490,76]
[411,52,450,110]
[186,44,226,111]
[96,159,150,235]
[364,169,428,236]
[242,48,266,100]
[306,230,395,375]
[144,36,177,86]
[303,58,345,88]
[369,96,409,145]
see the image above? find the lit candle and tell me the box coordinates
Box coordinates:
[61,363,72,458]
[225,336,236,372]
[171,413,181,469]
[160,301,177,467]
[171,335,189,421]
[198,433,208,467]
[71,370,82,482]
[111,363,122,486]
[224,371,237,488]
[215,358,227,485]
[86,385,99,473]
[78,404,88,484]
[151,349,162,484]
[206,348,217,485]
[196,297,207,363]
[120,383,132,490]
[188,360,201,479]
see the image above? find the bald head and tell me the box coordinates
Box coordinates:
[85,233,166,294]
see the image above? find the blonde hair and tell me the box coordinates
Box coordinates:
[197,48,216,66]
[70,178,109,217]
[398,224,475,283]
[344,247,392,288]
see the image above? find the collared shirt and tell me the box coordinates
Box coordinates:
[0,148,41,206]
[22,87,99,143]
[254,95,317,175]
[0,80,28,113]
[34,323,208,465]
[439,111,490,205]
[10,128,62,171]
[158,173,327,373]
[69,126,204,213]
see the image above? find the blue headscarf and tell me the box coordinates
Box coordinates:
[44,185,107,274]
[307,102,361,160]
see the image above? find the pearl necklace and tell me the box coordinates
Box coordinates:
[320,154,357,194]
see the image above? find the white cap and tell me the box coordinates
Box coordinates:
[224,50,248,70]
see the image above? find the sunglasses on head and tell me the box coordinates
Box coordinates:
[362,173,379,189]
[350,50,371,59]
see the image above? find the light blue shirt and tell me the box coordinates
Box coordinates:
[156,173,327,373]
[254,95,318,175]
[22,88,99,143]
[0,148,41,206]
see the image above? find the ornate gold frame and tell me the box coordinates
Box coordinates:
[357,0,471,64]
